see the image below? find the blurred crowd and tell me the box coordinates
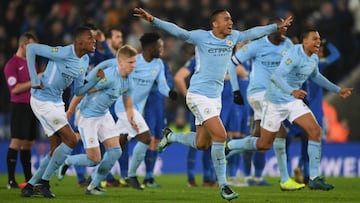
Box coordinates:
[1,0,360,140]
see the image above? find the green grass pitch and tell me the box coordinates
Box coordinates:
[1,174,359,203]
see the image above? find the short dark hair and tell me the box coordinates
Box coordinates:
[301,27,318,40]
[81,23,98,30]
[74,25,92,39]
[105,27,121,39]
[140,32,161,48]
[210,9,228,23]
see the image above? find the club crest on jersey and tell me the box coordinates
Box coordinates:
[51,47,59,53]
[241,45,248,52]
[282,50,287,56]
[226,40,233,47]
[285,58,292,65]
[99,78,107,83]
[151,69,157,77]
[80,68,84,74]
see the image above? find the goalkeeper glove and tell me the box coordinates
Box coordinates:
[233,90,244,105]
[169,90,178,100]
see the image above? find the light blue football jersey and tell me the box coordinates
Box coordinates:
[26,44,89,102]
[78,59,133,118]
[114,54,171,114]
[266,44,340,104]
[233,36,293,96]
[152,18,277,98]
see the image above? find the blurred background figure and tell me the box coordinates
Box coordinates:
[4,32,39,189]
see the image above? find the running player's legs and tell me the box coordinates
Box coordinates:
[257,100,289,150]
[186,93,229,189]
[287,100,333,190]
[186,92,223,149]
[116,111,149,140]
[87,116,122,192]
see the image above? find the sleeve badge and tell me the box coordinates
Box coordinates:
[51,47,59,53]
[285,58,292,65]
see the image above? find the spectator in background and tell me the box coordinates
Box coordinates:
[334,0,354,75]
[126,20,144,51]
[349,0,360,65]
[43,19,65,46]
[0,52,11,140]
[323,100,349,143]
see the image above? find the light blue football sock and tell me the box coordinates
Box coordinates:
[66,154,98,167]
[90,147,122,187]
[308,140,321,180]
[228,136,258,152]
[273,138,289,183]
[28,155,50,186]
[41,143,72,181]
[128,142,148,177]
[169,132,197,148]
[211,142,226,188]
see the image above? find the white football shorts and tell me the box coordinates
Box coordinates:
[186,92,222,125]
[30,96,68,137]
[115,110,149,139]
[247,91,266,121]
[261,99,312,132]
[77,111,118,149]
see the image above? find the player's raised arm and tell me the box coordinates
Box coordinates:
[133,7,154,22]
[236,16,292,43]
[133,7,190,41]
[276,16,293,32]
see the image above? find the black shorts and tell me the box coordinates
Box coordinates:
[10,102,39,141]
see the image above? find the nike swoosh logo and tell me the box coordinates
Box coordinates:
[19,66,24,70]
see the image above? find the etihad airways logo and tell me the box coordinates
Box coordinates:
[208,47,232,57]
